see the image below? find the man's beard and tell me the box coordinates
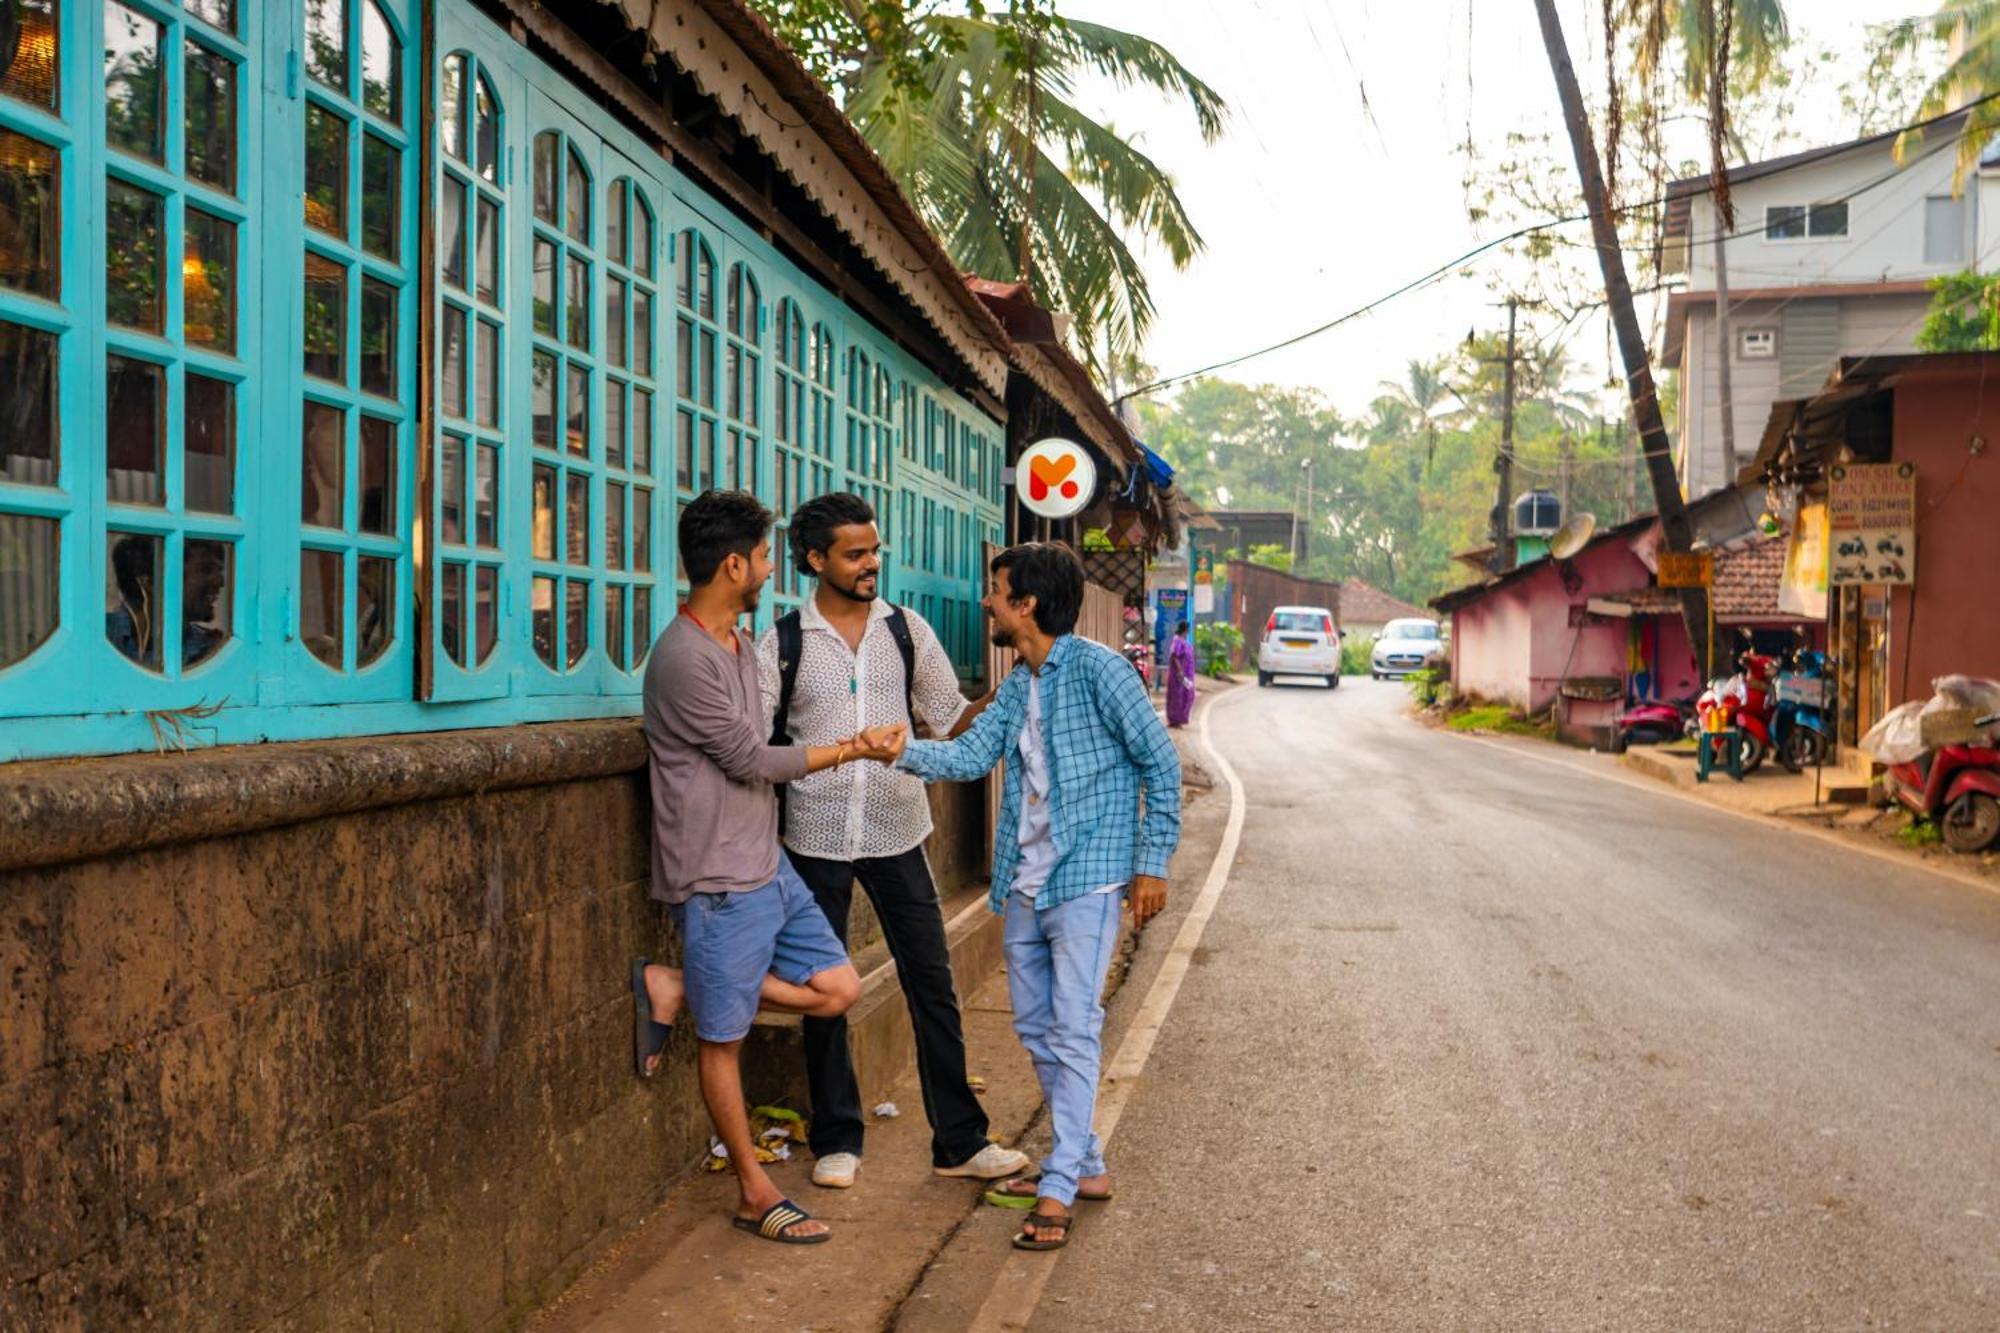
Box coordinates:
[739,583,763,615]
[988,625,1016,649]
[826,571,878,603]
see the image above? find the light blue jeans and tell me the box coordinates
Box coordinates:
[1003,888,1123,1207]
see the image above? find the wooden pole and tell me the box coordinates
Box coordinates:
[1533,0,1713,680]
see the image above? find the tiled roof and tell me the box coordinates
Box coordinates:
[1713,537,1789,619]
[1338,578,1431,625]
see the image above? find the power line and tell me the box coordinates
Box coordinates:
[1114,89,2000,406]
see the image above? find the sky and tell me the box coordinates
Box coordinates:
[1061,0,1938,425]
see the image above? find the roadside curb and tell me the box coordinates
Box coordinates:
[1621,746,1693,790]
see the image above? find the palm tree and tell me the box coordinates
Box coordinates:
[1886,1,2000,185]
[754,3,1226,376]
[1371,358,1459,466]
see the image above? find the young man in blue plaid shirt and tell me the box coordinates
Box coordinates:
[867,543,1181,1251]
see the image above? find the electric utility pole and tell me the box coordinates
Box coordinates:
[1533,0,1713,678]
[1486,299,1521,573]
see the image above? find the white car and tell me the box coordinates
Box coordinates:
[1256,606,1341,688]
[1371,617,1444,679]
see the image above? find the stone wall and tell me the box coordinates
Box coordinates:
[0,720,985,1331]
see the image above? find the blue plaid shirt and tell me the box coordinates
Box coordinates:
[898,635,1181,913]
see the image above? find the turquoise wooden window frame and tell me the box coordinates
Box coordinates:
[596,156,661,676]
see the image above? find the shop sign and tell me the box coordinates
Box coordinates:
[1657,552,1713,588]
[1779,501,1829,619]
[1016,437,1097,520]
[1829,462,1916,585]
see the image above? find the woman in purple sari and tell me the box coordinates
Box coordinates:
[1166,621,1196,728]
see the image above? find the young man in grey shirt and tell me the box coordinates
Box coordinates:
[630,490,899,1245]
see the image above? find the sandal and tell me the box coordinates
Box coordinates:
[630,958,673,1078]
[1012,1208,1073,1251]
[732,1197,830,1245]
[984,1175,1113,1207]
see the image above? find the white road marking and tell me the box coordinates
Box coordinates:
[967,687,1250,1333]
[1448,729,2000,902]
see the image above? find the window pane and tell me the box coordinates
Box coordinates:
[532,132,557,223]
[360,276,395,396]
[725,344,740,421]
[605,379,625,470]
[699,330,716,408]
[440,54,466,162]
[439,560,463,665]
[532,237,555,334]
[440,174,464,289]
[564,580,586,668]
[605,479,625,570]
[304,104,347,238]
[300,547,343,666]
[607,179,626,266]
[634,200,653,278]
[676,409,693,488]
[532,463,555,559]
[676,316,692,397]
[303,252,346,381]
[105,530,161,669]
[360,0,399,121]
[1765,206,1804,240]
[531,350,556,447]
[184,372,233,514]
[474,442,497,547]
[359,415,393,534]
[475,318,498,427]
[634,290,653,377]
[565,471,587,564]
[305,0,347,94]
[475,195,498,303]
[362,134,398,261]
[301,399,344,527]
[531,575,555,666]
[184,42,236,193]
[565,147,588,242]
[1925,196,1966,264]
[440,432,464,543]
[474,564,497,663]
[633,387,653,473]
[697,245,713,319]
[0,321,57,482]
[565,361,587,456]
[1,0,58,110]
[1809,202,1848,237]
[184,0,234,32]
[105,178,162,330]
[0,511,57,667]
[0,129,57,298]
[604,584,625,671]
[440,303,465,416]
[475,76,499,182]
[632,489,651,572]
[182,538,230,667]
[183,208,235,352]
[633,586,651,656]
[357,555,392,665]
[607,275,627,369]
[104,1,163,160]
[104,354,161,505]
[565,254,588,350]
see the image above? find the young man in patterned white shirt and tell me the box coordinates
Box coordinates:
[758,492,1030,1190]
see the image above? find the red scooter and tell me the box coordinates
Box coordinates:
[1884,711,2000,853]
[1613,696,1698,750]
[1695,649,1781,773]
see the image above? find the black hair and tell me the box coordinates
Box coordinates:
[1177,620,1190,635]
[788,491,876,576]
[990,542,1083,637]
[678,489,773,587]
[111,534,155,603]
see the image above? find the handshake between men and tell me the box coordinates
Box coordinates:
[852,723,910,764]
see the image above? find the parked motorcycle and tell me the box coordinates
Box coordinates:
[1882,711,2000,853]
[1696,647,1780,773]
[1772,647,1832,773]
[1613,696,1698,750]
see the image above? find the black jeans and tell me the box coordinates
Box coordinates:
[788,845,991,1168]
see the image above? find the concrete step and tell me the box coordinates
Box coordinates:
[742,884,1002,1111]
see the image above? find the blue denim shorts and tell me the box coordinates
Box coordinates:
[668,855,849,1042]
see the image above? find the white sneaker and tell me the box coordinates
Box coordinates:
[934,1143,1032,1180]
[812,1152,860,1189]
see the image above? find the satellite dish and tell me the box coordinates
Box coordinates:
[1548,512,1598,561]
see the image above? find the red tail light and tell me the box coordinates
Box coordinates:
[1322,616,1335,636]
[1264,614,1276,636]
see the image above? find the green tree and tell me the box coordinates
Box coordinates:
[1916,269,2000,350]
[1244,543,1292,574]
[747,0,1226,376]
[1886,1,2000,185]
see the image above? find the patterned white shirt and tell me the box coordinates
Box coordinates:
[756,597,971,861]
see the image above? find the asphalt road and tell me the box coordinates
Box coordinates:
[912,677,2000,1331]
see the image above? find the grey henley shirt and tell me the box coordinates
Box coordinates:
[643,614,811,905]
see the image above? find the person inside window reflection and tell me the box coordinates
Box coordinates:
[106,536,159,668]
[183,542,228,667]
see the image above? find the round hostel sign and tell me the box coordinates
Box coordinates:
[1016,437,1097,520]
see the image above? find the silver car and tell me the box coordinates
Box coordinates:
[1256,606,1341,688]
[1371,618,1443,679]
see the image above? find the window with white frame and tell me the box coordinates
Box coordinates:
[1924,195,1966,264]
[1765,202,1847,240]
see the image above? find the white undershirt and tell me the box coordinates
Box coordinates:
[1014,671,1123,901]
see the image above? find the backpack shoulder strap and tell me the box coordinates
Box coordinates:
[772,610,804,745]
[884,605,917,726]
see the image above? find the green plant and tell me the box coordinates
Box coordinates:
[1445,703,1551,738]
[1897,815,1942,848]
[1340,635,1373,676]
[1405,666,1445,708]
[1192,622,1241,678]
[1916,269,2000,352]
[1245,542,1292,574]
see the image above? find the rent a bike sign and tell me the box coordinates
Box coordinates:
[1828,462,1916,585]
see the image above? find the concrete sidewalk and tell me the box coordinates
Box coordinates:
[1617,743,1857,818]
[526,683,1235,1332]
